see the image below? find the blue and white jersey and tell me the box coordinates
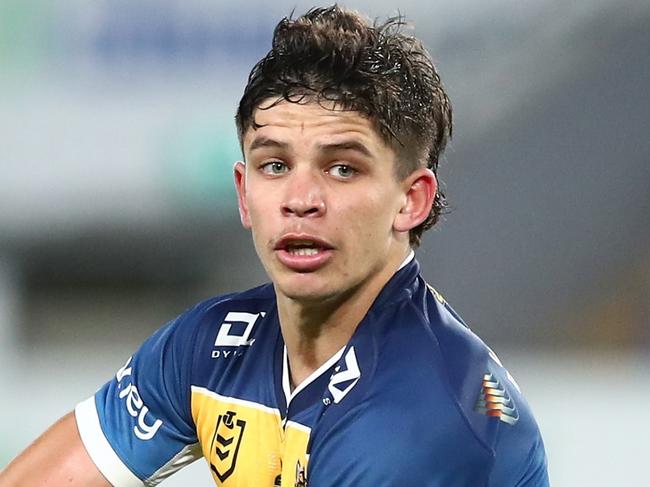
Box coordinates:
[76,258,549,486]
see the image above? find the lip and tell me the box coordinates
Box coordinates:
[274,234,334,272]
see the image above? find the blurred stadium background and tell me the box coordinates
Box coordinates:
[1,0,648,485]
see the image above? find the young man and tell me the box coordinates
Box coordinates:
[0,6,549,487]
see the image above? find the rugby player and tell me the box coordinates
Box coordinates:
[0,5,549,486]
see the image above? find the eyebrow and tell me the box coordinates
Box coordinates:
[247,137,374,158]
[248,136,289,152]
[316,140,374,158]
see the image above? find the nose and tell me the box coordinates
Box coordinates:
[281,168,326,218]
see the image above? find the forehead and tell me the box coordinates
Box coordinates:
[242,99,386,150]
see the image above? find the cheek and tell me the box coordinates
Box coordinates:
[338,199,394,244]
[363,191,400,227]
[246,202,274,249]
[246,189,273,226]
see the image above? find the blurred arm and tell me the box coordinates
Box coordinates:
[0,411,111,487]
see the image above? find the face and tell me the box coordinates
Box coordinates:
[235,100,434,306]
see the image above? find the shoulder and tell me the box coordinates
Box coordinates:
[390,277,548,480]
[169,283,276,337]
[134,283,277,381]
[415,280,540,423]
[180,282,275,318]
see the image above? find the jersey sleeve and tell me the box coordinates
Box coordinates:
[487,379,550,487]
[75,311,202,486]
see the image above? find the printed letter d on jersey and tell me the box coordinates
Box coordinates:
[214,311,266,347]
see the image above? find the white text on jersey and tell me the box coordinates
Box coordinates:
[116,356,163,440]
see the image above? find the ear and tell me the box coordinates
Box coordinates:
[233,161,252,229]
[393,168,437,233]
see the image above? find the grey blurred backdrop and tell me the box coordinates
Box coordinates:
[1,0,648,485]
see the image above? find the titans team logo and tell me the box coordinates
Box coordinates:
[294,460,307,487]
[209,410,247,482]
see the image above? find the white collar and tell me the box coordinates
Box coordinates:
[398,250,415,270]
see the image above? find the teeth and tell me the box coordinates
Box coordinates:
[289,247,320,256]
[289,240,315,247]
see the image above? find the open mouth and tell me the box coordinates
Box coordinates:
[284,241,324,256]
[274,236,334,271]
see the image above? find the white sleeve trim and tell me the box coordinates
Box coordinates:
[145,443,202,486]
[75,396,145,487]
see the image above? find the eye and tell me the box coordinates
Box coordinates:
[260,161,289,175]
[328,164,356,179]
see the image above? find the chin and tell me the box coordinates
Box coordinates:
[278,284,333,303]
[273,275,339,304]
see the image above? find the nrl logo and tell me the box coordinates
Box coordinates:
[209,410,247,482]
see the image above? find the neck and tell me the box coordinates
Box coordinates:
[278,248,411,388]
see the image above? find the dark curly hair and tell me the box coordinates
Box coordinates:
[236,5,452,247]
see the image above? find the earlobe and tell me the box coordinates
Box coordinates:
[393,168,437,233]
[233,162,252,229]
